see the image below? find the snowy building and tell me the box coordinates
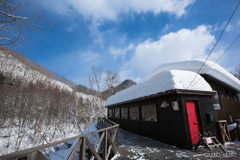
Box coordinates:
[105,60,240,149]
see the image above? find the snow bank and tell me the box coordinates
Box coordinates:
[106,70,212,106]
[139,60,240,92]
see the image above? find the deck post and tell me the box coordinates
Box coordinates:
[103,130,108,160]
[116,126,119,149]
[79,137,86,160]
[236,119,240,140]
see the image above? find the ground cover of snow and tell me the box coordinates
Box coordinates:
[115,129,239,160]
[106,69,212,106]
[139,60,240,92]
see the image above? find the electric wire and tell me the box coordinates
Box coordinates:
[177,1,240,97]
[190,34,240,88]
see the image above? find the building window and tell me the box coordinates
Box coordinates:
[114,108,120,118]
[221,91,224,98]
[121,108,128,119]
[109,109,112,117]
[130,106,139,120]
[214,92,221,108]
[142,104,157,121]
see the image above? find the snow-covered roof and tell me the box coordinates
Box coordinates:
[139,60,240,92]
[106,70,212,106]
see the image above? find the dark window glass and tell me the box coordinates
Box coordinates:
[109,109,112,117]
[214,92,221,108]
[121,108,128,119]
[115,108,120,118]
[130,106,139,120]
[142,104,157,121]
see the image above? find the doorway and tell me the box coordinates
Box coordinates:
[186,101,200,144]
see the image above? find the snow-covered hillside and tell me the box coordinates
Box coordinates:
[0,49,106,155]
[0,50,105,105]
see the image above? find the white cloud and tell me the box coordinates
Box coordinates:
[120,25,215,81]
[66,23,79,32]
[109,44,135,60]
[237,21,240,26]
[161,24,173,34]
[37,0,195,21]
[81,52,99,62]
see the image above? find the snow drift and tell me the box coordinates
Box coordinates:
[106,70,212,106]
[139,60,240,92]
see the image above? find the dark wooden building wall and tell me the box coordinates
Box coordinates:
[108,93,217,150]
[180,95,218,148]
[206,80,240,124]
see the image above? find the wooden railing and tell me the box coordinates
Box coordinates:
[0,118,119,160]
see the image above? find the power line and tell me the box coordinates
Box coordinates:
[190,34,240,87]
[178,1,240,96]
[206,35,240,72]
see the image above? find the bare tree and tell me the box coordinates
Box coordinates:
[0,0,47,50]
[104,70,120,94]
[86,72,95,95]
[91,65,103,93]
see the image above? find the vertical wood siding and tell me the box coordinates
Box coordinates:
[207,80,240,124]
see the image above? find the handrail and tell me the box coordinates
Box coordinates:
[0,117,119,160]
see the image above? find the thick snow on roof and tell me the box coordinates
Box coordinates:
[139,60,240,92]
[106,70,212,106]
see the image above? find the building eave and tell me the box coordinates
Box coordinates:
[105,89,216,108]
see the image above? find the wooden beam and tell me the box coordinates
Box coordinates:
[67,138,82,160]
[86,138,102,160]
[103,130,108,160]
[107,145,112,159]
[79,137,86,160]
[90,132,105,160]
[0,125,118,159]
[107,131,117,154]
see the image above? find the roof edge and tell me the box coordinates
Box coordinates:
[105,89,216,108]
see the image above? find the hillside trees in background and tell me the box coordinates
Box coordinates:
[103,70,120,97]
[0,0,48,50]
[0,72,105,154]
[0,48,76,89]
[85,65,121,99]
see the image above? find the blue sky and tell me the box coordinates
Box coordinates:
[21,0,240,86]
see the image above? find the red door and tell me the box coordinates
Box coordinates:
[186,101,200,144]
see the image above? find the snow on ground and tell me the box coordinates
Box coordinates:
[106,70,212,106]
[115,129,240,160]
[139,60,240,92]
[0,119,87,156]
[46,122,100,160]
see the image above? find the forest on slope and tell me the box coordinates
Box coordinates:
[0,48,106,155]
